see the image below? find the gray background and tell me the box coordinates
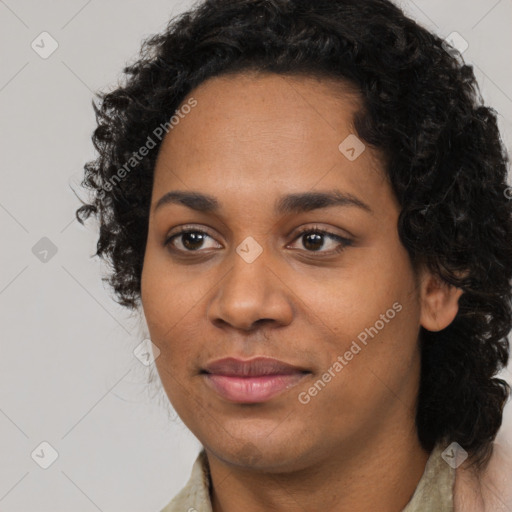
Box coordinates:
[1,0,511,510]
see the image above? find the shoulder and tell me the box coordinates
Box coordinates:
[159,450,212,512]
[454,437,512,512]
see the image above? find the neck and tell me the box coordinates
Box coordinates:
[206,424,431,512]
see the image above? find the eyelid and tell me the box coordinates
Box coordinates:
[164,224,221,247]
[287,225,353,254]
[164,223,354,258]
[165,223,352,242]
[289,224,353,242]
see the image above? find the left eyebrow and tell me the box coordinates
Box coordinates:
[275,190,373,216]
[153,189,373,216]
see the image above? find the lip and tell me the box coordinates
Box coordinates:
[201,357,310,403]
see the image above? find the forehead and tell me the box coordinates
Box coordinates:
[152,71,392,214]
[167,71,364,141]
[188,70,362,113]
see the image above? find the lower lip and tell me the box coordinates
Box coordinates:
[203,373,308,403]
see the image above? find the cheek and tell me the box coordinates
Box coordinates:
[141,243,203,334]
[300,245,421,393]
[140,250,217,394]
[299,254,411,339]
[294,303,420,441]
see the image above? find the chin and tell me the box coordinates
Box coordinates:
[203,430,323,473]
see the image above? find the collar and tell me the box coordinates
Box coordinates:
[160,444,455,512]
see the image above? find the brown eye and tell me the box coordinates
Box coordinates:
[289,227,353,255]
[165,228,221,252]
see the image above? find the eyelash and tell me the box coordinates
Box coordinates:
[164,224,353,256]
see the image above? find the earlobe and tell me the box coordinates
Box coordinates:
[419,271,464,332]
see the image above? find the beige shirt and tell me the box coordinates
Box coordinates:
[160,441,512,512]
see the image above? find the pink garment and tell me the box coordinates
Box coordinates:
[454,437,512,511]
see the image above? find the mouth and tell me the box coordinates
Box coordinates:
[200,356,311,404]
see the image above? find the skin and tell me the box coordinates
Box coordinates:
[140,71,463,512]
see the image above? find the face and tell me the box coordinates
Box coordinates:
[141,71,428,471]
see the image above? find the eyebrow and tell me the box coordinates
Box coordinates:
[153,189,373,216]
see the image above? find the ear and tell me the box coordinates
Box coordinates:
[418,268,464,332]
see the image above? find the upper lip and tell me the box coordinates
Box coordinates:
[202,357,309,377]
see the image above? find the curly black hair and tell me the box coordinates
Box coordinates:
[75,0,512,469]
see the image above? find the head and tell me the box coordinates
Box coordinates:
[76,0,512,470]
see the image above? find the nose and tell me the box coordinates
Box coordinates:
[207,245,294,332]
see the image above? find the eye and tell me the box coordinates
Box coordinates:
[164,226,221,252]
[288,226,353,255]
[164,225,353,255]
